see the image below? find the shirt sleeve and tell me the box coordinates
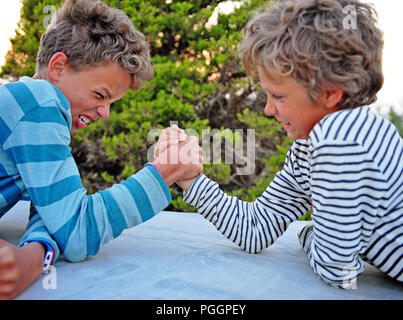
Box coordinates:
[19,203,60,263]
[299,139,387,288]
[184,147,312,254]
[5,106,171,262]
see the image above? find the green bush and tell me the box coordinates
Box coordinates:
[389,108,403,137]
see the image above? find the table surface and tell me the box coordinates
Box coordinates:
[0,201,402,300]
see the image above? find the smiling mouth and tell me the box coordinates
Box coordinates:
[75,115,92,129]
[79,115,91,126]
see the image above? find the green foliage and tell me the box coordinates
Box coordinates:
[389,108,403,137]
[2,0,309,218]
[236,109,293,201]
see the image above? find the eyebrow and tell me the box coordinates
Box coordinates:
[101,87,112,101]
[262,87,276,95]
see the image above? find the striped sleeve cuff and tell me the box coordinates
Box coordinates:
[19,213,61,263]
[298,223,314,252]
[183,174,214,207]
[141,165,172,202]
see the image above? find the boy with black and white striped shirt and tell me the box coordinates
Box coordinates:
[157,0,402,288]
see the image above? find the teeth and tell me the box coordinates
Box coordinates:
[79,115,90,125]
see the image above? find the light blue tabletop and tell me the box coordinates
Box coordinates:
[0,201,402,300]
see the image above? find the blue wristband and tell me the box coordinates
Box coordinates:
[23,240,55,273]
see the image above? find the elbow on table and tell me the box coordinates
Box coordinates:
[54,229,103,263]
[239,240,272,254]
[310,262,363,290]
[244,247,264,254]
[62,250,88,263]
[315,273,358,290]
[61,245,99,263]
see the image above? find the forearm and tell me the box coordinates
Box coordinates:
[184,174,308,253]
[58,166,171,262]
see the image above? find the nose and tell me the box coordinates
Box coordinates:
[264,96,277,117]
[97,103,110,120]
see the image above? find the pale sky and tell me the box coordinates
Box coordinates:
[0,0,22,68]
[0,0,402,115]
[368,0,403,115]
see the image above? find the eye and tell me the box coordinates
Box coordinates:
[262,87,284,100]
[271,93,283,100]
[95,92,105,100]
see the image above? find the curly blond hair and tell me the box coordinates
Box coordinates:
[36,0,153,90]
[239,0,384,109]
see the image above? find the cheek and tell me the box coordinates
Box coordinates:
[70,98,82,114]
[298,111,323,136]
[71,96,93,113]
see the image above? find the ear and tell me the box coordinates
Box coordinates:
[322,88,344,109]
[47,52,69,83]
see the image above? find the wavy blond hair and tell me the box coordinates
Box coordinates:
[239,0,384,109]
[36,0,153,90]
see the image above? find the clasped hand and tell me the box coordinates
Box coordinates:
[153,125,203,191]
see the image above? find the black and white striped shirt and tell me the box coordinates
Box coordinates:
[184,106,403,288]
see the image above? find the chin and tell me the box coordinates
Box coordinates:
[70,123,78,133]
[287,131,307,140]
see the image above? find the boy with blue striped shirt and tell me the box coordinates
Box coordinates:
[158,0,402,288]
[0,0,202,299]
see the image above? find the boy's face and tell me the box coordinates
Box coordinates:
[55,62,131,132]
[257,67,339,140]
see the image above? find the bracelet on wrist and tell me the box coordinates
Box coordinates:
[23,240,55,274]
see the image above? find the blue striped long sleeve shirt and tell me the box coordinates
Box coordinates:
[0,77,171,262]
[184,106,402,287]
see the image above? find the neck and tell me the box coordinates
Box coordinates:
[33,69,48,81]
